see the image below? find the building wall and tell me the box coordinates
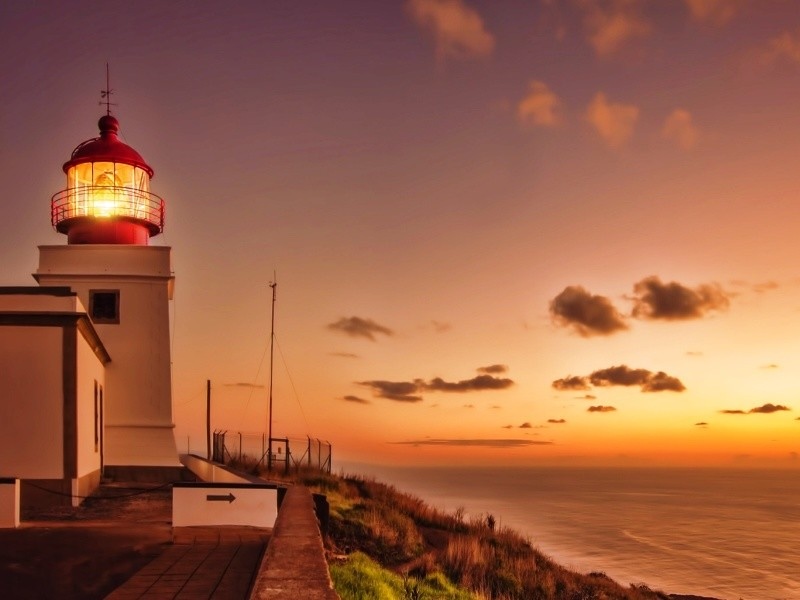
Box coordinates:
[76,333,104,480]
[36,245,179,467]
[0,326,63,479]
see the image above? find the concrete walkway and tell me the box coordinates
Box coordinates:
[106,529,269,600]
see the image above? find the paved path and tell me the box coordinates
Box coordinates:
[106,529,269,600]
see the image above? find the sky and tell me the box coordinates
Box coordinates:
[2,0,800,468]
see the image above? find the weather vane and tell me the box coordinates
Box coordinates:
[99,63,117,115]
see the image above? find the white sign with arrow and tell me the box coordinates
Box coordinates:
[173,483,279,528]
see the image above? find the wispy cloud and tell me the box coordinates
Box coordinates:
[753,29,800,68]
[548,418,567,424]
[695,422,709,427]
[330,351,360,359]
[224,382,265,389]
[720,403,791,415]
[357,380,424,403]
[342,395,371,405]
[575,394,597,400]
[631,276,729,320]
[585,92,639,148]
[393,438,552,447]
[554,365,686,393]
[684,0,743,26]
[478,364,508,374]
[761,364,779,370]
[662,109,699,150]
[517,80,564,128]
[578,0,651,58]
[327,316,393,341]
[431,320,452,333]
[550,285,628,337]
[588,405,617,413]
[406,0,495,62]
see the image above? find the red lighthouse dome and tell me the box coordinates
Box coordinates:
[51,114,165,245]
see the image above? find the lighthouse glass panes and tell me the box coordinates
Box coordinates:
[65,162,151,220]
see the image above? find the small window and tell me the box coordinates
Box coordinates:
[89,289,120,324]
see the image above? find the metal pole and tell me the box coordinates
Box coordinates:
[206,379,211,460]
[268,278,277,471]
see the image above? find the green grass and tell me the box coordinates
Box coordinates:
[330,552,476,600]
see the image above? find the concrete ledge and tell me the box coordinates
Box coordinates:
[249,486,339,600]
[0,479,19,528]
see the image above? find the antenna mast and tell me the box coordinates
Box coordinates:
[267,275,277,470]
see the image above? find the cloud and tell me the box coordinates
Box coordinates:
[685,0,742,26]
[517,80,564,128]
[502,424,513,429]
[463,404,475,409]
[557,365,686,393]
[393,438,552,447]
[721,403,791,415]
[358,368,514,402]
[405,0,495,61]
[425,374,514,392]
[588,405,617,413]
[695,422,709,427]
[631,276,729,320]
[686,351,703,357]
[330,352,360,359]
[328,316,393,341]
[550,285,628,337]
[431,320,452,333]
[552,375,591,391]
[224,382,265,389]
[662,109,699,150]
[342,395,370,405]
[575,394,597,400]
[548,418,567,424]
[357,380,424,403]
[478,364,508,374]
[755,29,800,68]
[761,364,779,370]
[579,0,652,57]
[519,422,532,429]
[585,92,639,148]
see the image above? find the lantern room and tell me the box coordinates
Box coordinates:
[51,114,165,245]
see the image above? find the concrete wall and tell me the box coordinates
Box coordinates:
[0,326,63,479]
[76,333,104,479]
[173,483,279,528]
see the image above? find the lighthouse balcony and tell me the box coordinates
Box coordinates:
[51,186,165,236]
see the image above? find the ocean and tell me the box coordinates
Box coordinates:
[342,465,800,600]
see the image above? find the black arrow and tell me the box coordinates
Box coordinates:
[206,493,236,503]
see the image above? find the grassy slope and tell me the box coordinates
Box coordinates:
[291,471,673,600]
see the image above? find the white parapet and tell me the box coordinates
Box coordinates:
[0,479,20,528]
[172,483,280,528]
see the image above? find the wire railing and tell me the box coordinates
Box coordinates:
[51,186,165,234]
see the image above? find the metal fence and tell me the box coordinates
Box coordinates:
[212,430,332,474]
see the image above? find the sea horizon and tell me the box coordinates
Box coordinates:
[339,463,800,600]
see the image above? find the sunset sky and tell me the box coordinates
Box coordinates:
[2,0,800,467]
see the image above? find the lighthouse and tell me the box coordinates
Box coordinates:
[34,110,180,478]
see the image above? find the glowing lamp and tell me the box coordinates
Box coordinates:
[51,114,165,245]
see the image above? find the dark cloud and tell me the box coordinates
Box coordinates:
[502,424,513,429]
[491,405,502,410]
[357,369,515,402]
[392,439,553,448]
[327,316,393,341]
[575,394,597,400]
[519,422,532,428]
[586,365,685,393]
[357,380,423,403]
[342,395,370,405]
[550,285,628,337]
[588,405,616,413]
[749,403,790,414]
[425,374,514,392]
[548,418,567,424]
[477,364,508,374]
[552,375,591,391]
[223,382,265,389]
[631,276,729,320]
[695,422,708,427]
[720,404,790,415]
[330,352,360,359]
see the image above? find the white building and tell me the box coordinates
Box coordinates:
[0,111,180,509]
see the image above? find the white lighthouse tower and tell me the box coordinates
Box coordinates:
[34,108,180,478]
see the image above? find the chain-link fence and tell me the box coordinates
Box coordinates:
[212,430,331,474]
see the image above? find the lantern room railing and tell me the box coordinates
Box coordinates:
[51,186,165,235]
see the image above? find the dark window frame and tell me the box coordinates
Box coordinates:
[89,289,120,324]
